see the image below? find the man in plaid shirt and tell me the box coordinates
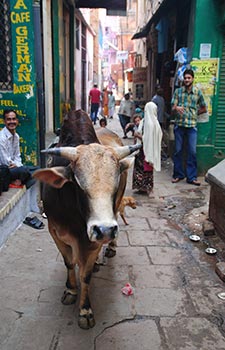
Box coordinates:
[171,68,207,186]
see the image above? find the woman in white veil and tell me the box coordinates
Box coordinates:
[132,101,162,194]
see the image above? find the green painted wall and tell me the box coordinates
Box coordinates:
[191,0,224,173]
[0,0,38,165]
[52,0,75,130]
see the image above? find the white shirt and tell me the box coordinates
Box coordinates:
[0,126,23,167]
[118,98,135,117]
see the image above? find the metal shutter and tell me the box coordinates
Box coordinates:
[215,37,225,152]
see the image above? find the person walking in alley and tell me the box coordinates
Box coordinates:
[118,92,135,139]
[152,86,165,128]
[102,88,109,118]
[0,109,32,188]
[108,91,115,119]
[132,101,162,195]
[171,68,207,186]
[89,83,101,125]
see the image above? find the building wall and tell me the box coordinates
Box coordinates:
[75,17,82,110]
[134,0,225,173]
[75,9,94,112]
[192,0,225,172]
[86,28,94,110]
[90,9,103,87]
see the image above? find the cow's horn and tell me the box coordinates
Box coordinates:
[41,147,79,161]
[114,143,142,160]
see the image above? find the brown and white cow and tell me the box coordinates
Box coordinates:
[33,110,140,329]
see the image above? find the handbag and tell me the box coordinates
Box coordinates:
[0,165,11,193]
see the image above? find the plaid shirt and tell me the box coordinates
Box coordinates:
[171,85,206,127]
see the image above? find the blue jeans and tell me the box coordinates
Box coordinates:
[173,125,198,182]
[90,103,99,124]
[118,114,130,136]
[9,166,31,184]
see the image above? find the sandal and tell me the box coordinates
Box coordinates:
[187,180,201,186]
[171,178,184,183]
[23,216,45,229]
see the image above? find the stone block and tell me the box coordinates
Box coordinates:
[161,317,225,350]
[206,160,225,240]
[95,320,162,350]
[203,219,215,236]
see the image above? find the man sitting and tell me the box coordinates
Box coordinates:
[0,109,33,188]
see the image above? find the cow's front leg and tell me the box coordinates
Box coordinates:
[78,248,101,329]
[48,223,78,305]
[61,263,78,305]
[78,275,95,329]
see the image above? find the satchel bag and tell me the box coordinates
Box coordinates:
[0,165,11,194]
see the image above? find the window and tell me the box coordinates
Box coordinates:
[135,84,144,99]
[0,0,12,91]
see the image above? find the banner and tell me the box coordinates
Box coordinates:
[0,0,38,165]
[191,58,219,116]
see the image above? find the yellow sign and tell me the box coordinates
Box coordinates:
[191,58,219,116]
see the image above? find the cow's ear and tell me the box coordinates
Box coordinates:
[119,158,134,173]
[33,168,69,188]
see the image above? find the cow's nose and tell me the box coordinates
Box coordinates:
[93,225,118,241]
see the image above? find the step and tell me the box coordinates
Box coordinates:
[0,183,40,247]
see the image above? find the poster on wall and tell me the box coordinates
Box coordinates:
[132,67,147,106]
[191,58,219,119]
[199,44,211,59]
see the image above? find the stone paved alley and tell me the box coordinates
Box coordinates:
[1,116,225,350]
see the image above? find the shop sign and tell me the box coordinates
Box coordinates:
[0,0,37,165]
[133,67,147,83]
[117,51,128,61]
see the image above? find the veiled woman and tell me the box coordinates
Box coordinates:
[132,101,162,194]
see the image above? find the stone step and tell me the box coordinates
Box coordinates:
[0,183,40,247]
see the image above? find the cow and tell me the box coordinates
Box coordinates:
[33,110,140,329]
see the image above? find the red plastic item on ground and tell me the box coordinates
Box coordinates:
[9,183,24,189]
[121,283,134,296]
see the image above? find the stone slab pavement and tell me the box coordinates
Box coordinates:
[1,115,225,349]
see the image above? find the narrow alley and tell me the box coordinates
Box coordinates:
[0,116,225,350]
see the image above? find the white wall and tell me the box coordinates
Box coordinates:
[75,44,82,109]
[75,11,94,112]
[86,28,94,111]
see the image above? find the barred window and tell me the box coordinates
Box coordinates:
[0,0,12,91]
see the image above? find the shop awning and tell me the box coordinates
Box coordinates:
[75,0,127,12]
[132,0,175,39]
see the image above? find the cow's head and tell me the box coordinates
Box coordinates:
[33,143,141,243]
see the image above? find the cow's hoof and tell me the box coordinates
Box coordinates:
[105,247,116,258]
[78,313,95,329]
[61,289,77,305]
[93,262,100,273]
